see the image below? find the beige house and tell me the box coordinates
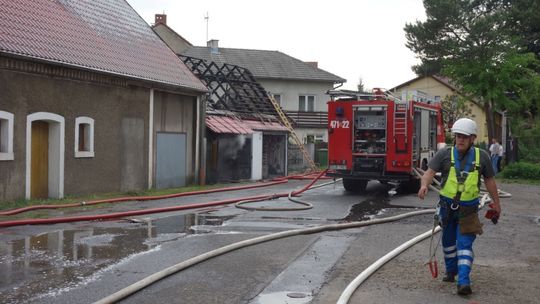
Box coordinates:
[389,75,503,145]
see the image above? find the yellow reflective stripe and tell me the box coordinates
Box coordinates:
[475,147,480,169]
[441,147,481,200]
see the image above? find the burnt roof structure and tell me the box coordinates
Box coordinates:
[180,55,281,119]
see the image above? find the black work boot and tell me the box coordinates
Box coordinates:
[442,272,456,282]
[457,285,472,295]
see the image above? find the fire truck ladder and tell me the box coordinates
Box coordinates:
[394,100,408,153]
[268,95,318,172]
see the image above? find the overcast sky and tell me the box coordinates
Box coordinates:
[127,0,427,90]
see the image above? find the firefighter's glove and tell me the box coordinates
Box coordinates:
[485,203,499,225]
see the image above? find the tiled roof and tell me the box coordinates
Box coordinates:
[183,46,345,83]
[390,74,459,93]
[206,115,287,134]
[431,75,459,92]
[206,115,252,134]
[243,119,288,132]
[0,0,207,92]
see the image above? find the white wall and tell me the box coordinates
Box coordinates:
[251,131,263,180]
[259,79,335,112]
[294,128,328,143]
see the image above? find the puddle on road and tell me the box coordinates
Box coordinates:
[343,188,417,222]
[0,213,233,303]
[255,291,312,304]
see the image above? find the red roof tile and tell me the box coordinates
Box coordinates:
[206,115,288,134]
[0,0,207,92]
[206,116,252,134]
[243,120,288,132]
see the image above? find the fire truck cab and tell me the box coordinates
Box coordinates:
[326,89,445,192]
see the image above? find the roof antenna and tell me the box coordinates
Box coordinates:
[204,12,209,43]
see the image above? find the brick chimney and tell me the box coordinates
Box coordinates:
[155,14,167,25]
[207,39,219,54]
[305,61,318,68]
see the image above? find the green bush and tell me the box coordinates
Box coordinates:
[518,135,540,163]
[500,162,540,180]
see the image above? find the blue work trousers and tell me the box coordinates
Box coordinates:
[491,155,500,174]
[439,205,476,286]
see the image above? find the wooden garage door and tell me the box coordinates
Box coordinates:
[31,121,49,199]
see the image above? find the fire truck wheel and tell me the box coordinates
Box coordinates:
[343,179,368,193]
[421,159,429,171]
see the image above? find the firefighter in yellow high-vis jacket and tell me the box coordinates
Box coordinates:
[418,118,502,296]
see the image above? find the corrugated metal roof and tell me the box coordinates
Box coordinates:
[183,46,345,83]
[206,115,288,134]
[0,0,207,92]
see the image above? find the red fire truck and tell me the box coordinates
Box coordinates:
[326,89,445,192]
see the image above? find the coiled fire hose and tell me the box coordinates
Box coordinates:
[235,179,340,211]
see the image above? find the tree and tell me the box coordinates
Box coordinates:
[357,78,366,93]
[412,59,443,76]
[506,0,540,59]
[404,0,540,141]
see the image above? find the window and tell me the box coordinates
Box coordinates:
[79,124,89,151]
[0,111,14,161]
[75,117,94,158]
[434,96,441,102]
[314,134,324,142]
[299,95,315,112]
[305,134,315,144]
[0,111,14,160]
[272,94,282,106]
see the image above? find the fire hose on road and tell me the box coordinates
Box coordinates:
[94,169,510,304]
[2,167,511,303]
[0,171,328,228]
[93,208,437,304]
[0,171,326,217]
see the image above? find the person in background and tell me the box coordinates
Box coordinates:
[418,118,501,296]
[489,138,502,174]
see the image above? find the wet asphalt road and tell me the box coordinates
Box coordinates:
[0,179,538,303]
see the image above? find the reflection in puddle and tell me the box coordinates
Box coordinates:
[0,213,232,303]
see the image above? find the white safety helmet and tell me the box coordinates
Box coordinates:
[451,118,477,136]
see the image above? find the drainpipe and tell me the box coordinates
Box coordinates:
[148,89,154,189]
[198,95,207,185]
[195,95,200,184]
